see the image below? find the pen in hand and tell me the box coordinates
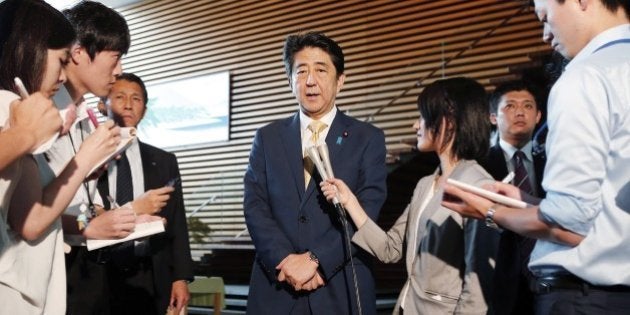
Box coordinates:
[87,108,100,128]
[107,195,120,209]
[501,171,515,184]
[14,77,29,99]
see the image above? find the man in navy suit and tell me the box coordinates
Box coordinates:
[243,31,387,314]
[482,81,545,315]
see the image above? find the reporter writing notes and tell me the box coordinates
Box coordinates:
[442,1,630,314]
[322,78,499,315]
[243,31,387,315]
[0,1,120,313]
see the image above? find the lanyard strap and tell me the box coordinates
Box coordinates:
[593,38,630,53]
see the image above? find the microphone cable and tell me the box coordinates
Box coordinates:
[335,202,363,315]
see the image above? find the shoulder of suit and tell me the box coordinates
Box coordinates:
[139,141,176,159]
[257,114,296,134]
[336,113,384,135]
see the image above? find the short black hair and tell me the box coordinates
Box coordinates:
[489,81,541,114]
[0,0,75,94]
[63,1,130,60]
[555,0,630,18]
[417,77,490,161]
[116,72,148,105]
[283,31,344,79]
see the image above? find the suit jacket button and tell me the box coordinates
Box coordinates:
[299,215,308,223]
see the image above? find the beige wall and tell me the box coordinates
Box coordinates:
[115,0,549,260]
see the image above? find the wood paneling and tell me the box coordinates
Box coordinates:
[114,0,548,260]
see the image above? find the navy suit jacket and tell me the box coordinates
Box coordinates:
[243,110,387,315]
[480,143,546,315]
[97,141,194,313]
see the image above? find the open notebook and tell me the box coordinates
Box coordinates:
[86,127,136,177]
[86,220,165,251]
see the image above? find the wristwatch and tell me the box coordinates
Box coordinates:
[308,251,320,265]
[485,205,501,231]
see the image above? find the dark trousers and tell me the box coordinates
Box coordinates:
[66,246,160,315]
[108,255,159,315]
[532,274,630,315]
[66,247,111,315]
[494,231,536,315]
[536,289,630,315]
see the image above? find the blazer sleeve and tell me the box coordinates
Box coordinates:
[243,129,295,278]
[454,167,500,314]
[168,154,194,282]
[312,127,388,279]
[352,207,407,264]
[351,175,431,264]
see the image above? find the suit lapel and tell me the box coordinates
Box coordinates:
[489,144,509,179]
[139,141,158,190]
[280,113,306,201]
[325,111,350,171]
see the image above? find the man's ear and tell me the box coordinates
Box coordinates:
[490,113,498,125]
[70,43,86,65]
[536,110,542,124]
[288,76,295,94]
[336,73,346,94]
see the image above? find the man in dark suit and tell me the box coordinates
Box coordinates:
[97,73,194,314]
[482,81,545,315]
[243,31,387,314]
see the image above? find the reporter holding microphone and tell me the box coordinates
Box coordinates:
[322,77,500,315]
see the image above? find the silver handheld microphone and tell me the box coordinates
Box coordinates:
[316,144,334,178]
[306,145,339,204]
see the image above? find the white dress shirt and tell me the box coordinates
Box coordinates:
[529,24,630,285]
[299,106,338,152]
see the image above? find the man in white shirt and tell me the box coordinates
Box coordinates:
[443,1,630,314]
[38,2,165,314]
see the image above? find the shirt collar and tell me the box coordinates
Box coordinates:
[299,106,338,132]
[567,24,630,69]
[499,138,534,162]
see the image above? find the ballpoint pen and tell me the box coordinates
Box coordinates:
[14,77,29,99]
[501,171,515,184]
[107,195,120,209]
[87,108,100,128]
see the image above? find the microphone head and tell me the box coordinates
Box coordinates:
[306,146,330,180]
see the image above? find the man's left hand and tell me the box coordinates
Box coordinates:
[276,253,319,290]
[169,280,190,315]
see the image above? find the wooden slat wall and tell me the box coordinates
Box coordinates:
[114,0,549,260]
